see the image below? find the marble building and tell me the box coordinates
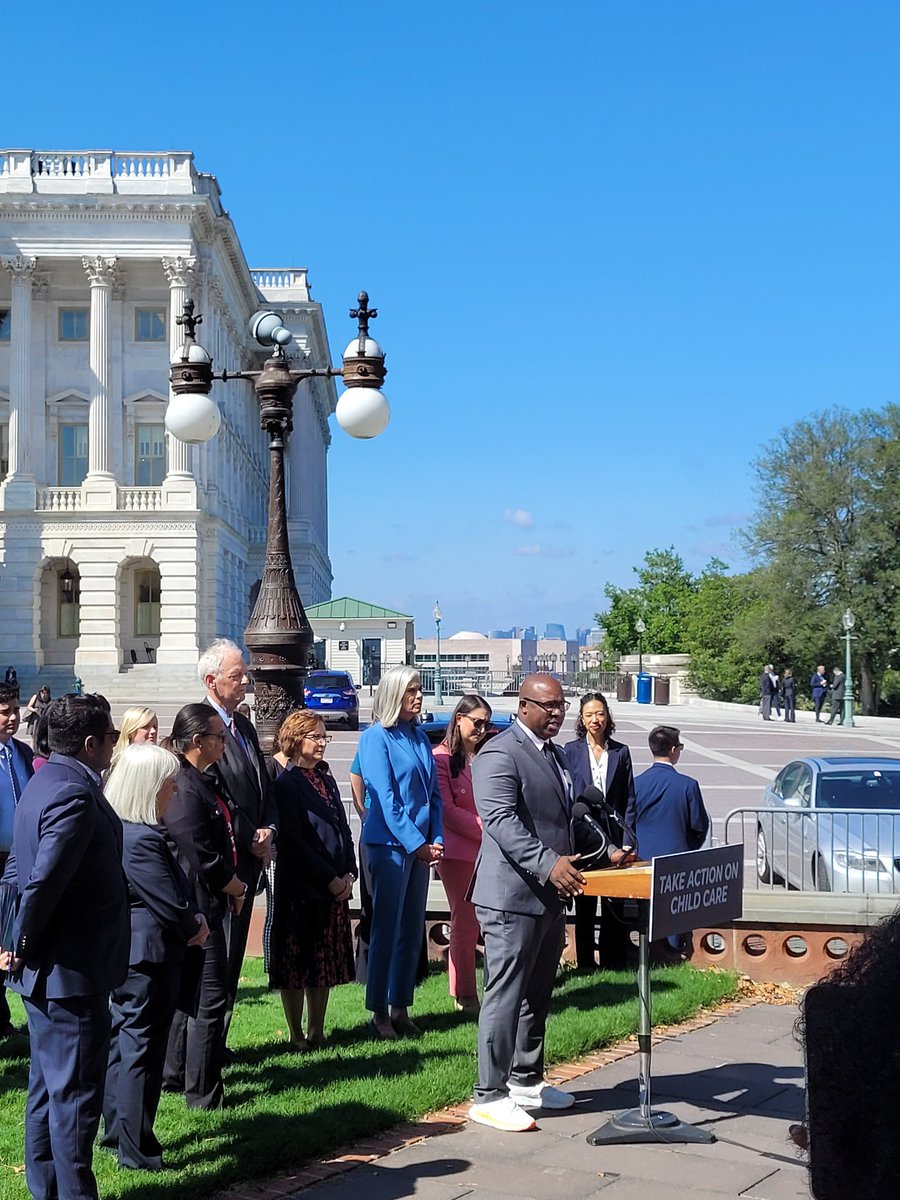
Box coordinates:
[0,149,336,699]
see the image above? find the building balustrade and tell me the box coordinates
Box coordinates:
[250,268,310,298]
[35,485,163,513]
[0,150,207,196]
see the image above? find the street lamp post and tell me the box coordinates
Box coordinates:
[167,292,389,752]
[842,608,856,728]
[433,602,443,706]
[635,617,646,676]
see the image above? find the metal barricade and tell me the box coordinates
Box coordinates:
[724,806,900,894]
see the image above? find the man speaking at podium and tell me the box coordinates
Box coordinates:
[467,673,585,1133]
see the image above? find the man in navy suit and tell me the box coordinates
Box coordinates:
[629,725,710,957]
[1,693,129,1200]
[0,682,34,1036]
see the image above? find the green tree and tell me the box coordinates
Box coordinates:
[683,560,765,702]
[598,547,697,655]
[746,406,900,713]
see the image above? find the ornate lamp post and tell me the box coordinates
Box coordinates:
[433,602,444,706]
[167,292,389,750]
[842,608,856,728]
[635,617,646,675]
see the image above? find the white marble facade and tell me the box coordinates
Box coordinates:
[0,150,336,698]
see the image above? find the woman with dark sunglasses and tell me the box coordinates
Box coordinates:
[433,693,493,1014]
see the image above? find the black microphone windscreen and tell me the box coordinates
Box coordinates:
[572,801,592,821]
[581,785,606,806]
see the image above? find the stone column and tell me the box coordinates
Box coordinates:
[81,256,118,507]
[161,256,199,509]
[0,255,37,511]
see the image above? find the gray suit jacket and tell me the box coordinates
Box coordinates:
[470,722,574,916]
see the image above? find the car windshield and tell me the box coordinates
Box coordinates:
[817,770,900,810]
[310,675,351,690]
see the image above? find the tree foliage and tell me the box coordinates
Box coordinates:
[599,548,697,655]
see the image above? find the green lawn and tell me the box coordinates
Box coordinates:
[0,960,738,1200]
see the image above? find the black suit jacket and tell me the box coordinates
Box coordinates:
[162,760,240,925]
[203,700,276,874]
[3,754,129,999]
[121,820,202,965]
[274,764,357,901]
[561,736,636,846]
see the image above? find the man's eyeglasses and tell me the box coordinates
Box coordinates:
[101,730,120,741]
[521,697,570,714]
[305,734,333,745]
[464,716,491,733]
[204,732,228,742]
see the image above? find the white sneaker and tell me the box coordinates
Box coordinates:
[468,1096,537,1132]
[508,1081,576,1110]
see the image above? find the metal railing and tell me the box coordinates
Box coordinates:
[724,806,900,894]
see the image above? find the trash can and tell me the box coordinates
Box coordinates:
[616,674,633,703]
[636,672,652,704]
[654,675,671,705]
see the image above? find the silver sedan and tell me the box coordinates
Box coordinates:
[756,756,900,893]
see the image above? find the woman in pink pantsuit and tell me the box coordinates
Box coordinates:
[433,694,493,1015]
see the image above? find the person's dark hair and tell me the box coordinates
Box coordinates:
[33,711,51,760]
[38,686,51,701]
[648,725,681,756]
[783,668,793,679]
[166,703,220,757]
[0,684,19,709]
[797,910,900,1196]
[442,693,493,779]
[46,694,112,756]
[575,692,615,740]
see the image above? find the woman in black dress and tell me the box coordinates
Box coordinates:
[269,709,356,1049]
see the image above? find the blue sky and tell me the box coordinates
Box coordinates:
[7,2,900,638]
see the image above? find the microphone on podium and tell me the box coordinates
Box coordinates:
[572,801,611,864]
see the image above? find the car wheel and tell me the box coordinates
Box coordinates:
[814,855,832,892]
[756,825,783,885]
[349,714,359,731]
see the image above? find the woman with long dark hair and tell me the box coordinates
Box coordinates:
[562,694,636,969]
[433,693,492,1014]
[161,704,247,1109]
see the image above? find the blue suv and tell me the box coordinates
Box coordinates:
[304,670,360,730]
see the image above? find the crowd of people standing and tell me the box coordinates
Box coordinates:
[0,652,715,1191]
[759,663,848,724]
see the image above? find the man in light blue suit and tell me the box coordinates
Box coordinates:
[357,667,443,1040]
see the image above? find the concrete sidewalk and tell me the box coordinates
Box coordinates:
[296,1002,809,1200]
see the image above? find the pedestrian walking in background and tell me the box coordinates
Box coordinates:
[269,710,356,1049]
[759,665,775,720]
[810,665,828,722]
[782,668,796,723]
[770,668,782,719]
[433,694,492,1015]
[23,685,51,739]
[102,743,209,1171]
[826,668,846,725]
[357,666,443,1040]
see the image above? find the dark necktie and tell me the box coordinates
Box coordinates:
[3,745,20,803]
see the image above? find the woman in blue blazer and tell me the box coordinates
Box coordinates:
[563,694,636,970]
[357,666,443,1039]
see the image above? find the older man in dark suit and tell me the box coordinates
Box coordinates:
[0,682,34,1036]
[199,639,276,1036]
[468,674,585,1132]
[1,693,128,1200]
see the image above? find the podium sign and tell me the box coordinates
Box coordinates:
[649,843,743,942]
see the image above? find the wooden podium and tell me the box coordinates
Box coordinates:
[577,861,716,1147]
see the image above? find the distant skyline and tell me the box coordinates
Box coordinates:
[7,1,900,636]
